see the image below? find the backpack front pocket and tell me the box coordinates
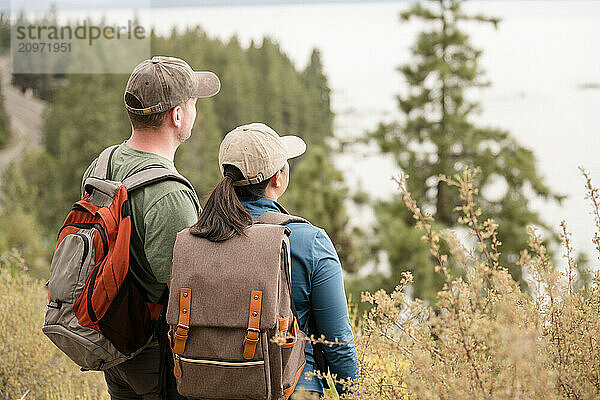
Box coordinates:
[281,328,307,398]
[270,317,307,399]
[49,228,96,304]
[175,355,268,399]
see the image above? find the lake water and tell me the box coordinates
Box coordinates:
[54,1,600,268]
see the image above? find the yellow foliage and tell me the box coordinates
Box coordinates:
[0,250,108,400]
[343,168,600,399]
[4,166,600,400]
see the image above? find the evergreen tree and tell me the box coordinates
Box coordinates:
[368,0,563,300]
[300,49,333,146]
[213,36,258,132]
[281,146,365,273]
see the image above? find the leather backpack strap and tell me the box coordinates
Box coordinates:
[243,290,263,360]
[92,145,120,180]
[172,288,191,355]
[254,211,310,226]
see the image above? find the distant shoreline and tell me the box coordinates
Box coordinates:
[2,0,406,14]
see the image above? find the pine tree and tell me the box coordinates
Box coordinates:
[213,36,257,131]
[281,146,365,273]
[369,0,563,300]
[300,49,333,146]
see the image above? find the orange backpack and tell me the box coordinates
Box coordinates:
[43,145,197,370]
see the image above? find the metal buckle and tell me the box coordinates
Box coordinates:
[245,327,260,343]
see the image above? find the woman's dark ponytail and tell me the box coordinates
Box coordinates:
[189,165,253,242]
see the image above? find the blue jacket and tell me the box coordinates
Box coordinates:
[241,197,358,395]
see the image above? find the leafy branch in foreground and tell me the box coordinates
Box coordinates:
[350,167,600,400]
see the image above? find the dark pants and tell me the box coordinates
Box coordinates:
[104,336,184,400]
[104,341,162,400]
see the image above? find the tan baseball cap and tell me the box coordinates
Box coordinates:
[219,123,306,186]
[124,56,220,115]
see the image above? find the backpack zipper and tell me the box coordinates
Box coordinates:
[86,262,100,322]
[73,232,91,302]
[175,355,264,367]
[58,223,108,257]
[74,232,90,266]
[57,224,106,323]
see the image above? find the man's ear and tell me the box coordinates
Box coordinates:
[170,105,183,128]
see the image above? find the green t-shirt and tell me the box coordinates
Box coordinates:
[81,143,201,303]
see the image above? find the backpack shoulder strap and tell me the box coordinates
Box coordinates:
[90,145,196,197]
[92,145,120,180]
[122,166,197,196]
[254,210,310,226]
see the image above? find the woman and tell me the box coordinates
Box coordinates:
[190,123,358,398]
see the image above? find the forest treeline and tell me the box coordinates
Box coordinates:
[0,18,367,284]
[0,1,567,305]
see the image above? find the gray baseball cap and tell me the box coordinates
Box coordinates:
[124,56,221,115]
[219,123,306,186]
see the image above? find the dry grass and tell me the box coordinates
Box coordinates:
[4,166,600,400]
[0,250,108,400]
[337,167,600,399]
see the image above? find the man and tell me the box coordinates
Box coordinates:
[80,56,220,399]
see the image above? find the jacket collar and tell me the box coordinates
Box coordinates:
[239,196,290,218]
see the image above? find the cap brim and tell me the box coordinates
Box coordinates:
[281,135,306,159]
[193,71,221,98]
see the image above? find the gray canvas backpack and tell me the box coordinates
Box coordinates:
[166,211,308,399]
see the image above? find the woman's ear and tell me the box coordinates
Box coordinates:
[272,171,281,188]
